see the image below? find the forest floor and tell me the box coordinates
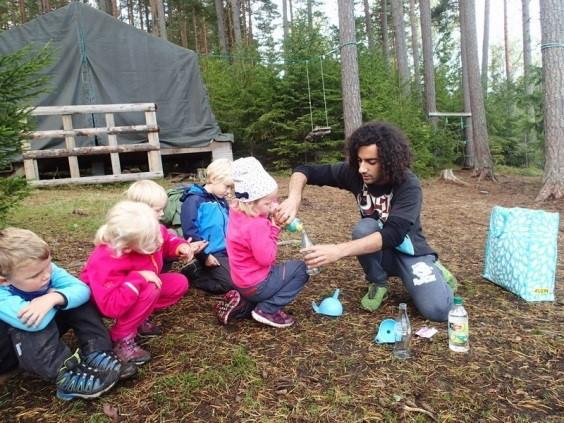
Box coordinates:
[0,170,562,422]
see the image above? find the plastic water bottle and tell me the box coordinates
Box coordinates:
[393,303,411,359]
[286,218,304,233]
[301,230,321,276]
[448,296,469,353]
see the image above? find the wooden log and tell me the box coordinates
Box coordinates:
[145,110,163,174]
[22,144,159,159]
[31,103,157,116]
[105,113,121,175]
[29,171,164,187]
[28,124,159,140]
[62,114,80,178]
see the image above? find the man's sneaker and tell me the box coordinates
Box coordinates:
[251,308,295,328]
[216,290,241,325]
[113,336,151,365]
[360,283,388,312]
[83,351,137,380]
[138,318,162,338]
[56,351,119,401]
[436,261,458,293]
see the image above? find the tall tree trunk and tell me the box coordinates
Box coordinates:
[18,0,26,23]
[460,0,493,179]
[289,0,293,23]
[111,0,119,18]
[536,0,564,200]
[307,0,313,29]
[391,0,410,96]
[282,0,289,44]
[127,0,134,25]
[459,1,474,169]
[202,17,209,54]
[420,0,436,125]
[231,0,242,47]
[338,0,363,137]
[381,0,390,65]
[481,0,489,97]
[246,0,253,45]
[180,16,188,48]
[215,0,228,54]
[150,0,167,39]
[408,0,420,95]
[192,10,200,52]
[503,0,512,82]
[522,0,536,165]
[39,0,50,14]
[363,0,375,52]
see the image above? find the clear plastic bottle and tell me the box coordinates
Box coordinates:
[448,296,469,352]
[301,230,321,276]
[393,303,411,359]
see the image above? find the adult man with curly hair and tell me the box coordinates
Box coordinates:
[278,121,457,321]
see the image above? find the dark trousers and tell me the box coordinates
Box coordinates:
[183,252,234,294]
[3,302,112,381]
[241,260,310,314]
[352,218,453,321]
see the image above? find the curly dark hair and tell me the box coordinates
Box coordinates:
[346,121,412,186]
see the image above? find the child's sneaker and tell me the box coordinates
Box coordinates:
[216,290,243,325]
[138,318,162,337]
[113,336,151,365]
[56,351,119,401]
[83,351,137,380]
[251,308,295,328]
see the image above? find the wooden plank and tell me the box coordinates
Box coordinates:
[23,144,159,159]
[428,112,472,117]
[23,159,39,181]
[29,171,164,187]
[61,114,80,178]
[144,110,163,174]
[211,141,234,161]
[159,146,213,155]
[105,113,121,175]
[29,124,159,139]
[31,103,156,116]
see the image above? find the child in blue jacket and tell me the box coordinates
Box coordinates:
[0,228,134,400]
[180,158,235,294]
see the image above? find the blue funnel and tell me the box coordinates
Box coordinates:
[312,289,343,317]
[374,319,397,344]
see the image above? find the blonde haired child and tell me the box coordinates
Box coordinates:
[81,201,193,365]
[125,179,168,220]
[0,228,128,400]
[217,157,309,328]
[180,158,235,293]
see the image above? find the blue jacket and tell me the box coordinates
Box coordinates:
[0,263,90,331]
[180,184,229,262]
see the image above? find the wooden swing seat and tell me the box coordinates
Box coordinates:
[306,126,332,141]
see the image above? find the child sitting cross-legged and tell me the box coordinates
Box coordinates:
[0,228,132,401]
[216,157,310,328]
[80,200,197,365]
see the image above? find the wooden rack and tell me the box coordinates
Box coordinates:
[22,103,163,186]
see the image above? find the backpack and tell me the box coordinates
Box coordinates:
[162,184,192,236]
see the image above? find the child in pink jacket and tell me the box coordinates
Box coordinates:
[217,157,310,328]
[81,201,194,365]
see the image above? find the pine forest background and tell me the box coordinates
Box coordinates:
[0,0,546,177]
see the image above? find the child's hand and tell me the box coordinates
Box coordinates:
[190,240,207,255]
[138,271,162,288]
[177,243,194,261]
[17,292,64,328]
[205,254,220,267]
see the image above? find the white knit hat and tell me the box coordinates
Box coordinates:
[232,157,278,202]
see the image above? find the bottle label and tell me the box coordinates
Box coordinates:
[448,321,468,346]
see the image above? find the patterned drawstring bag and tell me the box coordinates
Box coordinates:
[483,206,559,302]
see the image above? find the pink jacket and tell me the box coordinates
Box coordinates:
[226,209,281,289]
[80,225,186,318]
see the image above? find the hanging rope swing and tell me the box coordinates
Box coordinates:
[305,56,331,141]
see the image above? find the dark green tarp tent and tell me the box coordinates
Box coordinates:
[0,1,231,151]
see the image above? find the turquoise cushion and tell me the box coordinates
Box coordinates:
[483,206,559,302]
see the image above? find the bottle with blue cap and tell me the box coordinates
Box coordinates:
[285,218,304,233]
[393,303,411,359]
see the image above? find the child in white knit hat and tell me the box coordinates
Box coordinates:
[216,157,310,328]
